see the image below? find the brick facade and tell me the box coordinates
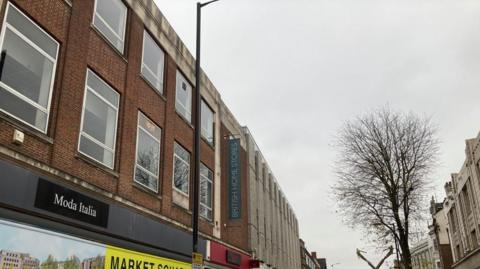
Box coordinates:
[0,0,301,267]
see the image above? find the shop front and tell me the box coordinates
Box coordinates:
[0,219,191,269]
[0,159,206,269]
[205,241,250,269]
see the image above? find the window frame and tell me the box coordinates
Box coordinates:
[78,69,120,170]
[92,0,128,53]
[133,111,162,193]
[175,70,192,123]
[140,30,165,94]
[172,142,190,196]
[199,162,213,221]
[0,2,60,133]
[201,99,215,146]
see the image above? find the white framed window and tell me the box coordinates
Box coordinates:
[173,142,190,196]
[0,3,59,133]
[134,112,161,192]
[78,69,120,169]
[175,70,192,123]
[201,100,214,145]
[141,30,165,94]
[200,163,213,221]
[92,0,127,53]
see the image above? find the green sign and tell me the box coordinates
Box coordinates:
[228,139,241,219]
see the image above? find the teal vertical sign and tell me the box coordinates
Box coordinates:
[229,138,241,219]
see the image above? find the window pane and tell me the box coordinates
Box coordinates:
[201,101,214,144]
[93,0,126,52]
[199,204,212,221]
[200,163,213,220]
[79,70,119,168]
[79,135,114,168]
[175,71,191,122]
[0,86,47,131]
[174,143,190,162]
[139,112,161,138]
[135,166,158,191]
[200,178,212,208]
[134,113,161,192]
[173,158,189,194]
[87,71,119,106]
[1,29,53,108]
[6,6,57,59]
[136,128,160,175]
[0,4,58,133]
[173,143,190,195]
[83,90,117,149]
[141,32,164,92]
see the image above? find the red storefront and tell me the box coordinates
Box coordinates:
[205,240,252,269]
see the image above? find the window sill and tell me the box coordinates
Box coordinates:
[201,136,215,150]
[200,216,214,226]
[139,75,167,102]
[90,25,128,63]
[172,202,192,215]
[173,186,189,198]
[74,152,119,178]
[0,112,53,145]
[132,181,162,197]
[175,110,194,130]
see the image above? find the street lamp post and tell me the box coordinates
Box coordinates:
[193,0,221,255]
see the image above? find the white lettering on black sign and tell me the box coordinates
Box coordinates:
[35,178,109,227]
[53,194,98,217]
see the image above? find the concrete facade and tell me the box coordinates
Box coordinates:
[443,133,480,269]
[411,238,435,269]
[244,127,301,269]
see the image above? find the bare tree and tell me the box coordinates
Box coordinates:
[333,107,438,269]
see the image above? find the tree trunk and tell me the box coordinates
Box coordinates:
[399,237,412,269]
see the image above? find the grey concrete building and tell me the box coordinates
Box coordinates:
[244,127,301,269]
[443,132,480,269]
[411,239,435,269]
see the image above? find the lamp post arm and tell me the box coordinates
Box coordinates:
[200,0,221,7]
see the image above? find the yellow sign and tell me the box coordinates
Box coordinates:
[192,252,203,265]
[105,245,192,269]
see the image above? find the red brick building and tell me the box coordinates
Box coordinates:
[0,0,300,268]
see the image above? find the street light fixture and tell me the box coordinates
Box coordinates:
[193,0,221,256]
[330,262,340,268]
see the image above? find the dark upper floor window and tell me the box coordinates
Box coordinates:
[200,163,213,220]
[134,111,162,192]
[0,2,59,133]
[92,0,127,53]
[175,70,192,123]
[173,142,190,196]
[78,69,120,169]
[141,30,165,94]
[201,100,214,145]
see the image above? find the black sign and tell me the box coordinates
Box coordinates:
[226,250,241,266]
[34,178,109,227]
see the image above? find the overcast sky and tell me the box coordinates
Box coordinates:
[154,0,480,268]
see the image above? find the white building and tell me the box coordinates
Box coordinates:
[0,250,39,269]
